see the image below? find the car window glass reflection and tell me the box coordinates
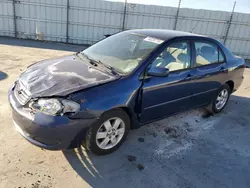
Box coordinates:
[195,41,225,66]
[151,41,191,72]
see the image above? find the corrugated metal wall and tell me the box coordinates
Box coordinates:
[0,0,250,59]
[14,0,67,42]
[0,0,14,37]
[125,4,177,30]
[176,9,230,43]
[227,12,250,59]
[68,0,124,44]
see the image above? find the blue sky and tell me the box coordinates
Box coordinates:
[108,0,250,13]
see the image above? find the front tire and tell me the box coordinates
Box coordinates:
[206,84,231,114]
[84,109,130,155]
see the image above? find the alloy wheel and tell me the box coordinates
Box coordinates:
[95,117,125,150]
[215,89,229,110]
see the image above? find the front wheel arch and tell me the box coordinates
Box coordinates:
[85,108,131,155]
[100,107,132,129]
[103,106,140,129]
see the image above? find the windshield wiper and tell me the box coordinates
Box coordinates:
[80,52,90,61]
[95,60,119,75]
[76,52,98,67]
[80,52,119,75]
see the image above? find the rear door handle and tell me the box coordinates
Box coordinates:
[220,67,227,72]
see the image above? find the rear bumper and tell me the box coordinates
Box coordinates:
[9,89,97,150]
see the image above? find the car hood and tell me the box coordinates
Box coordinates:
[18,55,120,98]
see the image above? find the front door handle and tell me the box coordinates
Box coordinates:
[184,74,193,81]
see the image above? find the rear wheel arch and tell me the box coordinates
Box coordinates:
[225,80,234,93]
[206,84,231,114]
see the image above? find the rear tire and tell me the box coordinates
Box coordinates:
[206,84,231,114]
[83,109,130,155]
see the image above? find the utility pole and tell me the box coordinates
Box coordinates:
[66,0,70,43]
[224,1,236,45]
[13,0,17,38]
[174,0,181,30]
[122,0,128,31]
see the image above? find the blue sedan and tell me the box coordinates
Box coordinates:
[9,29,245,155]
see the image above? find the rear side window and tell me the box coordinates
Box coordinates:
[194,41,225,67]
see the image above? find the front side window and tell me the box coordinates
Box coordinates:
[82,32,163,74]
[195,41,225,67]
[151,41,191,72]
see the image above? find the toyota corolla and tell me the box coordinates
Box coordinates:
[8,29,245,155]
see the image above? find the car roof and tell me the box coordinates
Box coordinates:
[126,29,205,41]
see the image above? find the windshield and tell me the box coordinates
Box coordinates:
[82,32,163,74]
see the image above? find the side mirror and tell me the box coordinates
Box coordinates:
[147,66,169,77]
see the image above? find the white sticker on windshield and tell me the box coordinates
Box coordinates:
[144,37,164,44]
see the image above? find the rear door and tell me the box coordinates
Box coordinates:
[191,40,228,107]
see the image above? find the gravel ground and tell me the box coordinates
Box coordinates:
[0,37,250,188]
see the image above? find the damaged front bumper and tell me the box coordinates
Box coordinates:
[8,89,97,150]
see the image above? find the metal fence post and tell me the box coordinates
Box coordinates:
[66,0,69,43]
[12,0,17,38]
[224,1,236,45]
[174,0,181,30]
[122,0,127,31]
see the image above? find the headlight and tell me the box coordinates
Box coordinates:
[29,98,80,116]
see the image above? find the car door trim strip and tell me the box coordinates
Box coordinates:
[144,88,218,110]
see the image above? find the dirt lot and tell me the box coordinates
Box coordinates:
[0,37,250,188]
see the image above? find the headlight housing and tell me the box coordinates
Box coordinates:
[29,98,80,116]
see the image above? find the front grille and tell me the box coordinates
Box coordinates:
[14,81,31,105]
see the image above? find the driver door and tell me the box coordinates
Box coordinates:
[140,40,196,123]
